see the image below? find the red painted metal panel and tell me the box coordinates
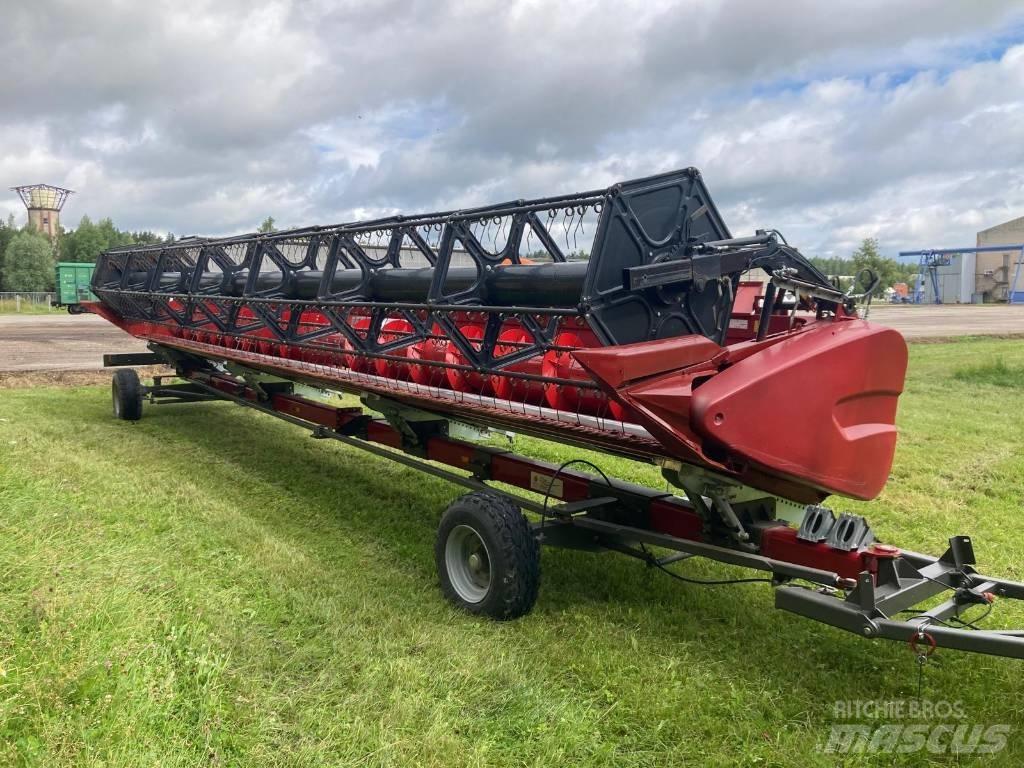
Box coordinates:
[648,500,704,541]
[366,421,402,448]
[759,526,868,581]
[488,454,593,501]
[573,334,723,389]
[691,321,907,500]
[425,437,476,471]
[270,394,363,430]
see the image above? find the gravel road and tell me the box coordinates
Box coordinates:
[0,313,148,372]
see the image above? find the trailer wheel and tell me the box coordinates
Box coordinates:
[436,492,540,620]
[112,369,144,421]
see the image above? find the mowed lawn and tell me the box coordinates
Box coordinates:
[2,337,1024,767]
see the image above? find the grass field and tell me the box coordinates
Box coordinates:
[2,338,1024,766]
[0,303,58,315]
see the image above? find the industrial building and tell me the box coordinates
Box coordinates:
[914,252,975,304]
[903,215,1024,303]
[976,215,1024,302]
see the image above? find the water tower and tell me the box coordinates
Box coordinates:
[10,184,74,240]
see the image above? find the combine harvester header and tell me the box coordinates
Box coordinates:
[83,167,1024,662]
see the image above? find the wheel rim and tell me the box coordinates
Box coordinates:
[445,524,491,603]
[112,381,121,417]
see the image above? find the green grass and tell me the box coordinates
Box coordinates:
[0,301,58,315]
[953,357,1024,388]
[2,337,1024,766]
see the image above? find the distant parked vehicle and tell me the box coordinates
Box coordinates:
[55,262,97,313]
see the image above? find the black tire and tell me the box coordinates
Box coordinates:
[112,369,144,421]
[435,492,540,620]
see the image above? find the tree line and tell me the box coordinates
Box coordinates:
[0,214,287,292]
[0,215,175,292]
[808,238,915,296]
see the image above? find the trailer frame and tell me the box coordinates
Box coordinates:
[104,348,1024,662]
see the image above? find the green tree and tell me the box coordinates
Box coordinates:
[850,238,906,297]
[0,215,17,286]
[809,256,857,278]
[60,215,108,263]
[97,217,125,249]
[257,216,276,233]
[129,230,163,244]
[3,230,55,291]
[59,215,165,263]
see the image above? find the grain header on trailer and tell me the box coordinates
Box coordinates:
[81,167,1024,660]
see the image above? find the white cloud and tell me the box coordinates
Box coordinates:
[1,0,1023,258]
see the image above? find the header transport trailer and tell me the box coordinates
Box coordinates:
[79,167,1024,661]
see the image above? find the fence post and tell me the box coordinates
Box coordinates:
[15,295,21,313]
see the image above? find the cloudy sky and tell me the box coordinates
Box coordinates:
[2,0,1023,257]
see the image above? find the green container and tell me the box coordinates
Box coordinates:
[56,262,97,306]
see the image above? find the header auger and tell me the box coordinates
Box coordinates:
[83,167,1024,662]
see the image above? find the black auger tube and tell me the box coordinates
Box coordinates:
[370,267,477,301]
[485,261,589,305]
[134,261,591,307]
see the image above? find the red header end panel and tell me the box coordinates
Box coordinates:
[690,321,907,500]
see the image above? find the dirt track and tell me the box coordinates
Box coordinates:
[0,313,148,373]
[868,304,1024,339]
[2,305,1024,380]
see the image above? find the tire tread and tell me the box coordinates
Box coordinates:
[112,369,144,421]
[436,491,540,620]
